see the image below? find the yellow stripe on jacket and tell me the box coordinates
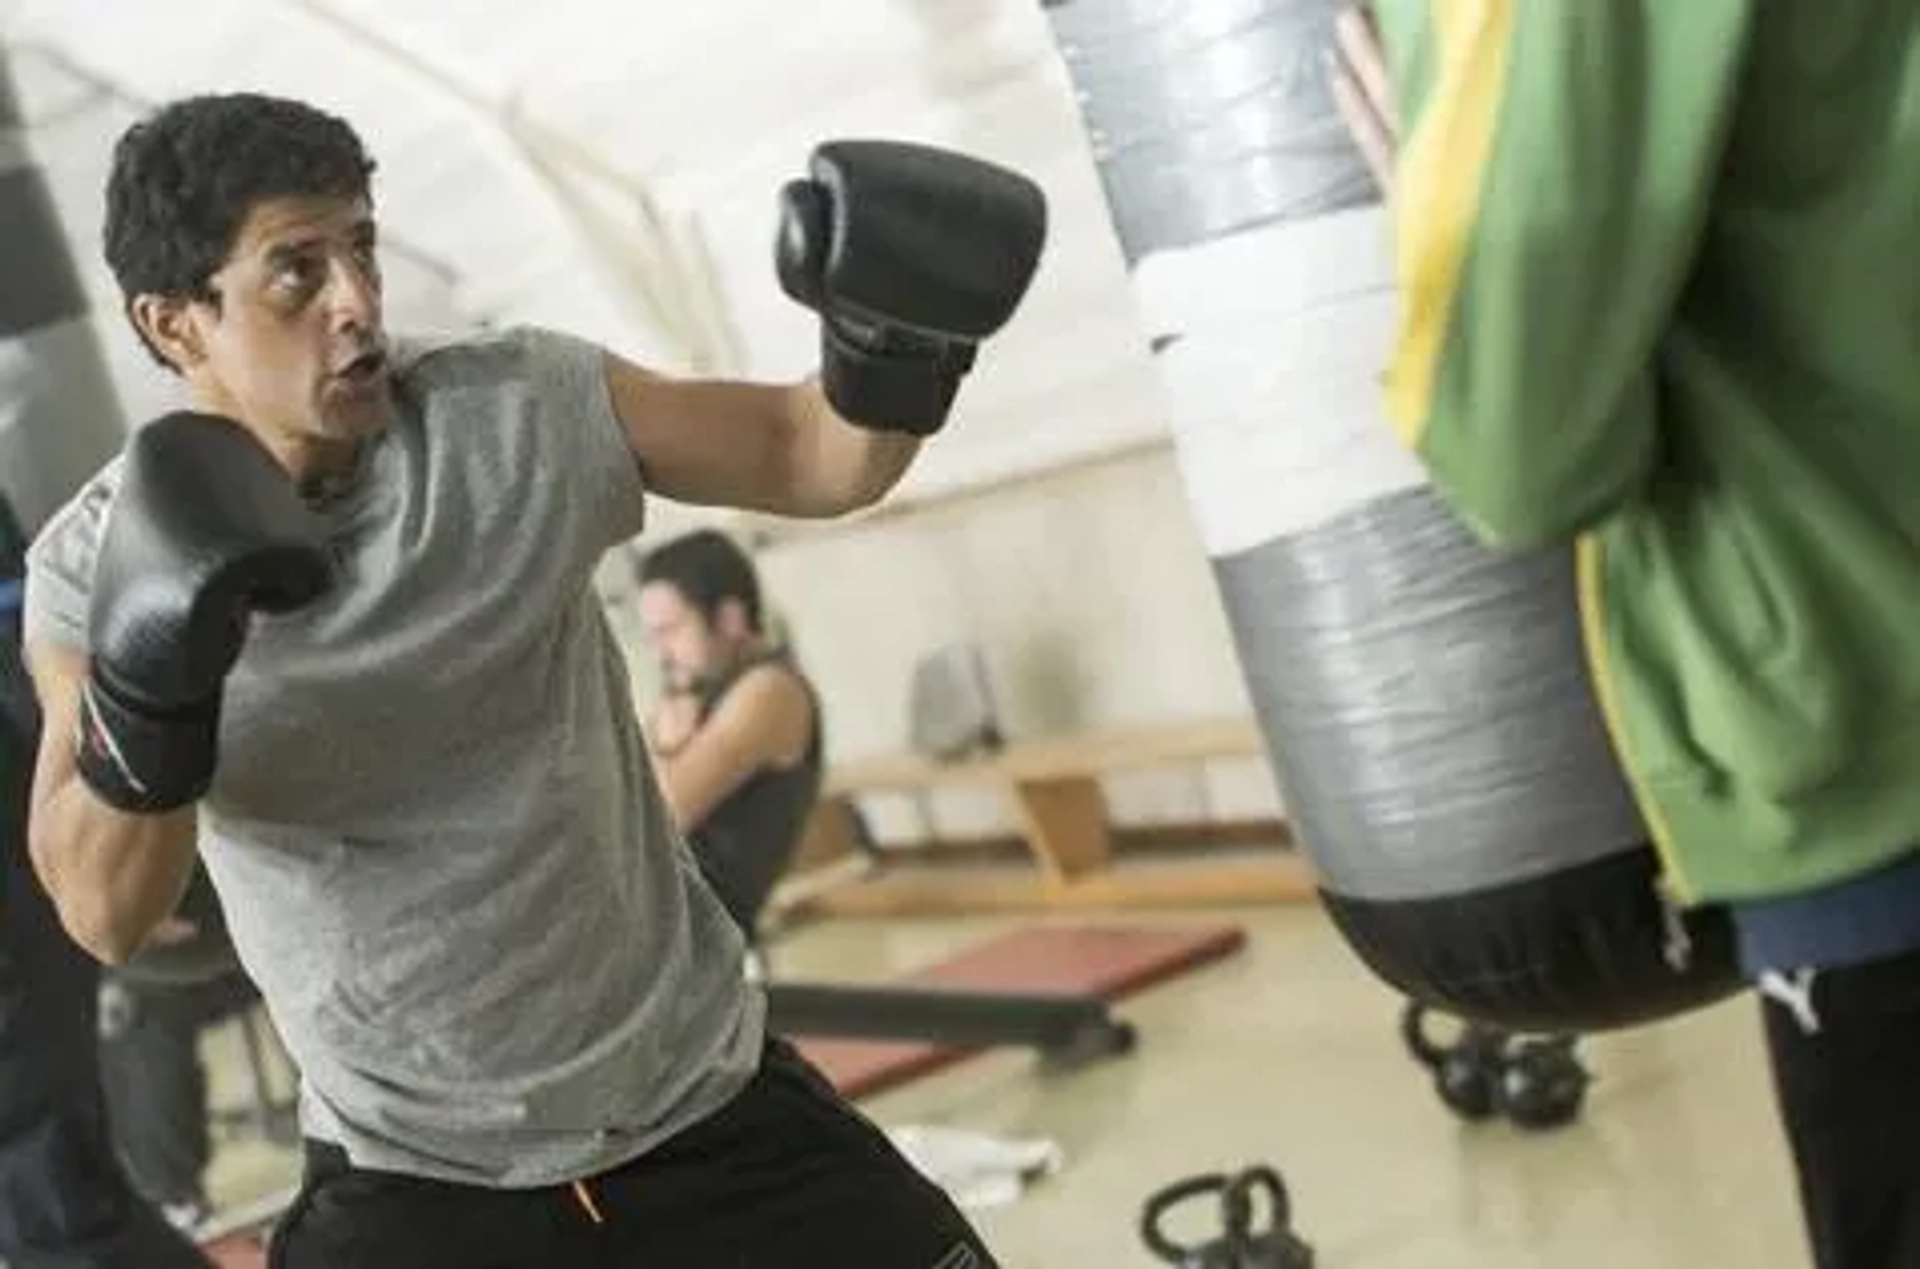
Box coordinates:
[1385,0,1517,453]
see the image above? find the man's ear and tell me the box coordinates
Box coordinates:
[714,597,750,641]
[128,294,207,373]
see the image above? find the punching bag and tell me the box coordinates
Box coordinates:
[1043,0,1740,1033]
[0,51,127,536]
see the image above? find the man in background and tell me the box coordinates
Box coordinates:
[635,529,823,942]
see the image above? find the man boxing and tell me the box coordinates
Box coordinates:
[21,92,1042,1267]
[1332,5,1920,1266]
[634,529,823,941]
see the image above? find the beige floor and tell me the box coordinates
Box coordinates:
[199,903,1811,1268]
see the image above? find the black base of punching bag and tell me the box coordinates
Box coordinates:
[1322,848,1745,1034]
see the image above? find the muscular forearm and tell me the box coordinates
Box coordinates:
[29,783,198,964]
[782,382,921,517]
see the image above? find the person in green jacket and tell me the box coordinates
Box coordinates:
[1332,4,1920,1267]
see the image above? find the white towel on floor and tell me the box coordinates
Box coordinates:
[888,1125,1065,1210]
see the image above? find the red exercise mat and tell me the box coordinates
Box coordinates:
[788,923,1246,1100]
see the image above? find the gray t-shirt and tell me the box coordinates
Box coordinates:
[23,325,765,1188]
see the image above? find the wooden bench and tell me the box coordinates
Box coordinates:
[777,717,1318,918]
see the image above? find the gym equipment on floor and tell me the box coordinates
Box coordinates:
[767,982,1134,1072]
[1401,1001,1592,1130]
[1140,1164,1314,1268]
[783,923,1245,1099]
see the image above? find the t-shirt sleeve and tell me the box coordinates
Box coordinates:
[21,469,118,656]
[517,325,648,552]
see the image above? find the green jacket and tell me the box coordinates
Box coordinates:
[1372,0,1920,905]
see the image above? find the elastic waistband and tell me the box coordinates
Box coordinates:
[301,1135,610,1228]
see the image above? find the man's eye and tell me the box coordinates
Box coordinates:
[273,259,321,291]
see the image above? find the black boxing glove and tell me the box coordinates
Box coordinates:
[77,412,335,813]
[775,139,1048,435]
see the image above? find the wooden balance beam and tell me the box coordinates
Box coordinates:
[780,716,1317,918]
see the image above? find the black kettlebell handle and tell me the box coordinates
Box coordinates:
[1225,1164,1293,1241]
[1402,1000,1511,1065]
[1141,1166,1297,1265]
[1400,1000,1452,1068]
[1141,1172,1231,1262]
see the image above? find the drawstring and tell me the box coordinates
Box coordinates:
[571,1179,606,1227]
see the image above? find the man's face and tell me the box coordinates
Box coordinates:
[136,193,392,451]
[637,582,736,692]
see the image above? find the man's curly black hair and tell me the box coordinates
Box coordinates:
[103,92,377,367]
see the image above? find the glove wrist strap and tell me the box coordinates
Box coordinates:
[820,318,971,437]
[75,676,218,815]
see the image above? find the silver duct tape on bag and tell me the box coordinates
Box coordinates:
[1133,208,1652,902]
[1212,490,1646,900]
[1044,0,1377,263]
[0,51,128,535]
[1042,0,1653,898]
[1046,8,1740,1028]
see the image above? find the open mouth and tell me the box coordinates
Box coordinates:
[333,348,388,387]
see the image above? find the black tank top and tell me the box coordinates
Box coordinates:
[685,647,824,934]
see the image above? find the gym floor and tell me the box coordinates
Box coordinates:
[201,904,1809,1267]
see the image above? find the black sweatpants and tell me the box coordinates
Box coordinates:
[1761,947,1920,1269]
[268,1037,996,1268]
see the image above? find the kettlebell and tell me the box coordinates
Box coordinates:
[1498,1033,1592,1131]
[1140,1164,1314,1268]
[1400,1000,1507,1122]
[1400,1001,1591,1129]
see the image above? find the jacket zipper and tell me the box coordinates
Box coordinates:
[1574,534,1698,961]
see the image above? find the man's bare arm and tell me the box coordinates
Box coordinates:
[607,359,919,520]
[654,665,813,832]
[605,142,1049,522]
[24,640,199,963]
